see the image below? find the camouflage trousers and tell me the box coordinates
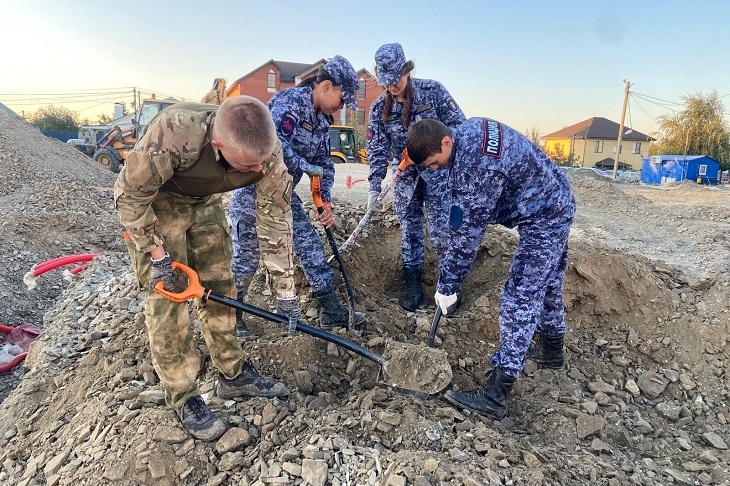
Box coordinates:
[125,191,244,410]
[392,168,450,270]
[489,215,573,378]
[230,186,333,294]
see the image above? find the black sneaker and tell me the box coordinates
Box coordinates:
[216,361,289,399]
[178,395,227,441]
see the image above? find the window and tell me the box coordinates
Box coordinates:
[612,145,622,154]
[356,107,365,124]
[267,69,276,92]
[358,83,366,100]
[699,164,707,176]
[594,141,604,153]
[632,142,641,154]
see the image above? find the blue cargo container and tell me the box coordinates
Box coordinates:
[640,155,720,185]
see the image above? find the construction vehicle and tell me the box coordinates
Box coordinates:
[93,97,177,173]
[329,125,367,164]
[201,78,368,164]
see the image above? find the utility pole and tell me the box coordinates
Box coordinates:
[613,79,633,180]
[132,87,137,113]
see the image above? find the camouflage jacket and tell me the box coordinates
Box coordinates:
[366,78,466,193]
[437,118,576,295]
[114,102,295,292]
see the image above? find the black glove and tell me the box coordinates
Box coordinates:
[149,253,175,291]
[276,293,301,334]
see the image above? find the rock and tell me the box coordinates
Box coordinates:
[147,453,167,479]
[636,372,669,398]
[576,414,605,440]
[664,467,692,485]
[137,390,166,405]
[218,451,245,471]
[701,432,728,450]
[301,459,328,486]
[215,428,251,454]
[624,378,640,397]
[655,402,681,421]
[152,426,189,444]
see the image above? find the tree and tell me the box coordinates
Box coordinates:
[524,126,542,146]
[545,142,581,167]
[27,105,81,132]
[650,91,730,169]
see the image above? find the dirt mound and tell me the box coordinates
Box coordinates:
[0,110,121,402]
[0,110,728,485]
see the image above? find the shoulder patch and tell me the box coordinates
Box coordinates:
[367,125,374,140]
[481,119,503,158]
[279,113,298,139]
[446,97,460,113]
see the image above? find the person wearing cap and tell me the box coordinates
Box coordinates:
[405,117,575,420]
[230,55,365,331]
[366,43,466,312]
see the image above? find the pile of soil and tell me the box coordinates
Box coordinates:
[0,109,727,485]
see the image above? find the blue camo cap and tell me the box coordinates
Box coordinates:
[323,55,360,111]
[374,43,407,87]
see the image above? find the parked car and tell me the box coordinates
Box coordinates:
[571,168,612,182]
[617,171,640,183]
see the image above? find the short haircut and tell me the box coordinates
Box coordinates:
[215,96,276,159]
[406,119,451,165]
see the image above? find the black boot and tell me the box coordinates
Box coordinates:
[216,361,289,399]
[399,267,424,311]
[235,290,250,338]
[178,395,227,441]
[314,287,365,330]
[526,333,565,369]
[444,369,516,420]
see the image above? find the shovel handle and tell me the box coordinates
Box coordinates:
[310,175,324,211]
[427,307,442,348]
[154,262,207,302]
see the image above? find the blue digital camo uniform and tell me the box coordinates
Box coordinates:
[367,78,466,268]
[230,84,336,294]
[436,118,576,379]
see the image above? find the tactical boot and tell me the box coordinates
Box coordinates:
[314,287,365,330]
[444,369,516,420]
[399,267,424,311]
[178,395,227,441]
[216,361,289,399]
[526,333,565,369]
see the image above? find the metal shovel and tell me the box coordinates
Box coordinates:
[154,262,452,396]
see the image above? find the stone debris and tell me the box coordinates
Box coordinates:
[0,108,729,485]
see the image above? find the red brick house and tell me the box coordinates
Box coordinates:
[225,59,382,127]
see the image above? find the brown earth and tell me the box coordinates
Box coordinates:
[0,109,728,485]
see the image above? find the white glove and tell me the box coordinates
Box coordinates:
[367,191,381,211]
[435,292,459,315]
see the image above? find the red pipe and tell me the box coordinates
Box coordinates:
[32,254,97,276]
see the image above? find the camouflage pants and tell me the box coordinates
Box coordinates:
[392,168,450,270]
[125,192,244,410]
[489,215,573,378]
[230,188,333,294]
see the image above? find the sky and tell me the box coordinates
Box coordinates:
[1,0,729,138]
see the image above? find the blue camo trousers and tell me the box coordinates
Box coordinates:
[230,187,333,294]
[490,216,572,378]
[392,169,450,270]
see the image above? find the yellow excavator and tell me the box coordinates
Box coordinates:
[93,96,177,172]
[201,78,367,164]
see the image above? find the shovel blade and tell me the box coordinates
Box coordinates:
[381,341,452,395]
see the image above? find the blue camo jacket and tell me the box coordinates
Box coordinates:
[438,117,576,295]
[268,84,335,202]
[366,78,466,193]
